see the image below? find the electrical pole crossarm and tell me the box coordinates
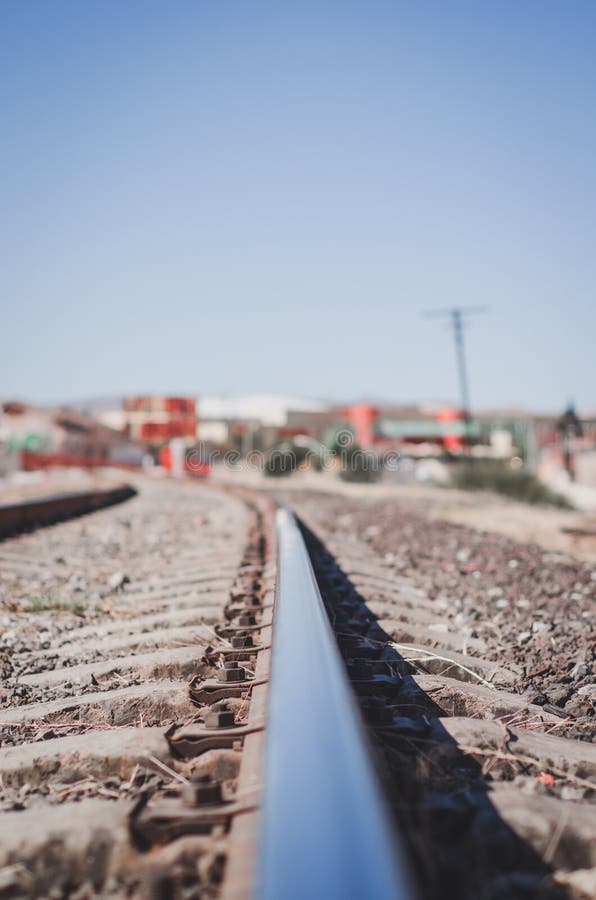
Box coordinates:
[423,306,488,319]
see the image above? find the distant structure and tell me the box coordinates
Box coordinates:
[337,404,476,454]
[100,396,198,445]
[4,393,594,487]
[198,395,330,452]
[0,401,143,475]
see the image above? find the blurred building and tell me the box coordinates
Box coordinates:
[0,401,143,474]
[99,396,198,445]
[335,404,596,476]
[198,395,332,451]
[9,392,594,488]
[196,395,572,462]
[336,404,478,455]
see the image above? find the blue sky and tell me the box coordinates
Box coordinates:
[2,1,595,412]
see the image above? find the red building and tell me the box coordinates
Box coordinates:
[338,404,470,453]
[121,396,197,444]
[341,405,378,448]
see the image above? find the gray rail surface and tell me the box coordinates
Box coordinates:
[256,507,414,900]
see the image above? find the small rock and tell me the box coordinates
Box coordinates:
[560,785,585,802]
[545,685,569,706]
[577,684,596,698]
[569,661,591,680]
[107,572,130,592]
[553,866,596,898]
[34,729,57,742]
[0,864,32,891]
[564,696,587,716]
[517,631,531,644]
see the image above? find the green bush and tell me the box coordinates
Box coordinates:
[263,441,313,478]
[338,443,380,484]
[450,461,573,508]
[264,446,297,478]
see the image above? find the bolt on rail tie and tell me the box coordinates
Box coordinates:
[256,508,415,900]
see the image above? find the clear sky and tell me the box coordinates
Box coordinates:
[2,1,595,412]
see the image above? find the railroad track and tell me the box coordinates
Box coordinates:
[0,477,594,899]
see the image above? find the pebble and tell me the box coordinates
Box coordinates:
[560,786,585,802]
[577,684,596,698]
[107,572,130,591]
[0,864,32,891]
[569,661,591,680]
[545,685,569,706]
[554,868,596,898]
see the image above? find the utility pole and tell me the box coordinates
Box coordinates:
[424,306,487,453]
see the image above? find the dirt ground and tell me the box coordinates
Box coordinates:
[374,483,596,563]
[215,467,596,562]
[13,467,596,562]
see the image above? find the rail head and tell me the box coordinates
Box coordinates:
[256,507,414,900]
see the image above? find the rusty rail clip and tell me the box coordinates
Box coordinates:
[167,719,265,759]
[130,791,258,849]
[189,670,253,705]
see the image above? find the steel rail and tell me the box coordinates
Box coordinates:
[0,484,136,539]
[256,507,414,900]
